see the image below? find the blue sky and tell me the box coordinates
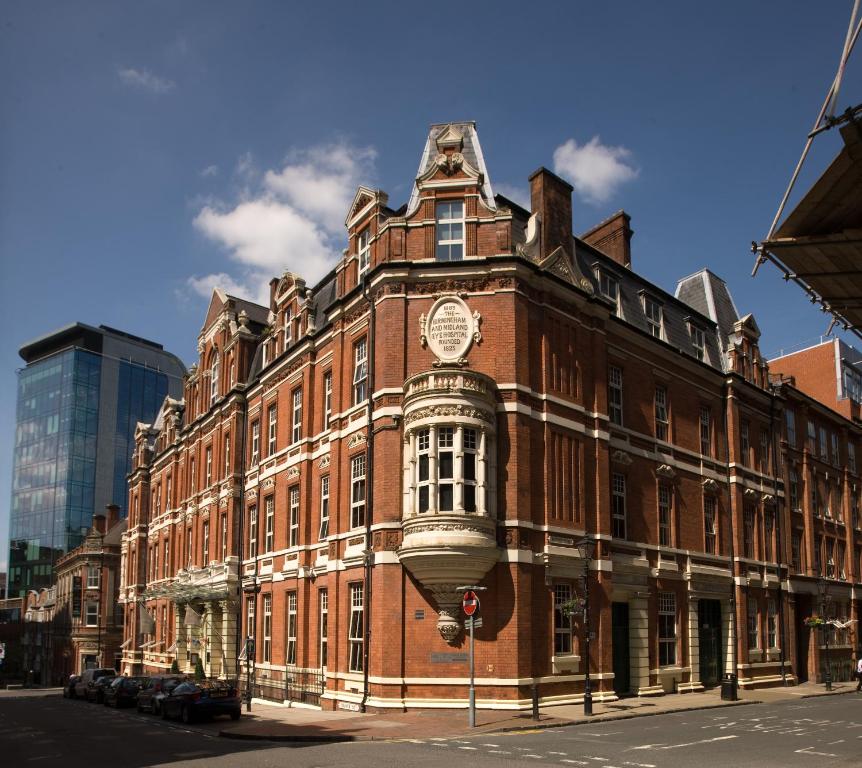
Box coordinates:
[1,1,860,572]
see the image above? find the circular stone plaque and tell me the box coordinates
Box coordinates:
[423,295,479,364]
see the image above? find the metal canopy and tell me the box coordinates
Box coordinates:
[760,120,862,337]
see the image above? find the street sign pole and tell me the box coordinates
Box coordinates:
[468,615,475,728]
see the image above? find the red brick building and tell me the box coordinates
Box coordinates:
[120,122,861,709]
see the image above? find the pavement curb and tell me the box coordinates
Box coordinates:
[218,729,372,742]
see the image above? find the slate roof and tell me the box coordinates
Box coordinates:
[406,122,496,216]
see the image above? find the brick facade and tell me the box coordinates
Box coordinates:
[120,122,862,710]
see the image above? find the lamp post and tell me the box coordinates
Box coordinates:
[576,536,596,717]
[817,578,832,691]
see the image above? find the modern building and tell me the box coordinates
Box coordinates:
[7,323,185,597]
[121,122,861,710]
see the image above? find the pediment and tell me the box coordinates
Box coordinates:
[201,288,228,334]
[538,246,595,296]
[435,123,464,151]
[734,313,761,339]
[346,186,388,228]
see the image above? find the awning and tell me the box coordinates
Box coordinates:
[760,119,862,336]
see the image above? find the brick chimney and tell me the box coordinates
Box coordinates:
[581,210,633,268]
[529,167,574,258]
[92,512,106,535]
[106,503,120,531]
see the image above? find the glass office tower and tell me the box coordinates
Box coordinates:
[7,324,185,597]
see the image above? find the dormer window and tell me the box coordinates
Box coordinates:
[690,325,706,362]
[284,307,293,347]
[436,201,464,261]
[597,270,619,315]
[357,227,371,278]
[643,295,663,339]
[210,353,220,406]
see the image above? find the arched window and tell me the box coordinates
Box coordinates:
[210,353,220,406]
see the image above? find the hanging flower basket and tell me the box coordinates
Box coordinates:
[804,615,825,628]
[561,597,586,617]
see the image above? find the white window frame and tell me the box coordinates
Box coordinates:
[435,200,464,261]
[211,353,219,406]
[323,371,333,431]
[268,404,278,456]
[246,598,255,644]
[248,504,258,558]
[700,406,712,456]
[224,433,231,478]
[352,338,368,405]
[202,520,209,564]
[286,592,297,666]
[658,484,672,547]
[289,486,299,548]
[704,495,717,554]
[205,446,212,487]
[86,565,99,589]
[264,495,274,553]
[608,366,623,426]
[85,601,99,628]
[612,473,626,539]
[643,295,663,339]
[357,227,371,278]
[262,594,272,664]
[251,420,260,466]
[654,386,668,441]
[291,387,303,444]
[553,583,573,655]
[319,589,328,669]
[747,598,759,650]
[349,583,364,672]
[319,476,330,540]
[221,512,227,562]
[767,599,777,649]
[658,592,676,666]
[691,325,706,361]
[598,270,619,314]
[351,455,366,529]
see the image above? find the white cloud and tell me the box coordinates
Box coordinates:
[200,164,219,178]
[553,136,638,204]
[264,144,377,234]
[189,142,376,302]
[117,67,176,94]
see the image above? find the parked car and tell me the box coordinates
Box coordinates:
[63,674,81,698]
[104,676,148,707]
[136,674,187,715]
[161,680,241,723]
[73,668,115,699]
[85,673,117,703]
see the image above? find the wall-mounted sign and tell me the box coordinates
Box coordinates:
[420,295,481,366]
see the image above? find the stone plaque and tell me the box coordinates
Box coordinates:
[430,652,469,663]
[420,295,481,365]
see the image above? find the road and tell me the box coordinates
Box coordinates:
[0,690,860,767]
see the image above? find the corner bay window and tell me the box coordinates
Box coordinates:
[413,425,482,514]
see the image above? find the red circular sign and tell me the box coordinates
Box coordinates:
[462,590,480,617]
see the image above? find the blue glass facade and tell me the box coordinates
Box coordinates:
[111,361,168,514]
[9,349,101,594]
[7,325,182,598]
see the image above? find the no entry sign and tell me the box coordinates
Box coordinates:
[462,590,480,617]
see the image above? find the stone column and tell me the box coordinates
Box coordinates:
[174,602,186,671]
[207,601,223,677]
[220,599,237,678]
[630,596,657,695]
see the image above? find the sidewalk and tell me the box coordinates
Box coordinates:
[218,680,859,742]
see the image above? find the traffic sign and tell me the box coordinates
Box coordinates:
[462,590,480,617]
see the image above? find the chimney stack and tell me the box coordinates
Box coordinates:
[529,167,574,258]
[581,210,633,268]
[92,512,106,535]
[106,503,120,531]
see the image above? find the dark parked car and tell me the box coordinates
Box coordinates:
[136,674,187,715]
[74,668,115,699]
[63,675,81,698]
[161,680,241,723]
[104,676,148,707]
[86,673,117,703]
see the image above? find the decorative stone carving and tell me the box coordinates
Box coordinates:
[403,404,493,426]
[611,450,633,466]
[419,295,481,367]
[702,478,719,492]
[287,466,300,479]
[262,477,275,490]
[347,432,367,449]
[318,454,331,469]
[744,488,759,499]
[656,464,676,479]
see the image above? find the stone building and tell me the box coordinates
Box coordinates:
[120,122,861,709]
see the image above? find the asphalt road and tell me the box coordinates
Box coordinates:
[0,690,860,768]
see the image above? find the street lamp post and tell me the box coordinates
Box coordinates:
[818,578,832,691]
[576,536,596,717]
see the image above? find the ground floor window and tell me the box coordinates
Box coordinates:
[349,583,364,672]
[319,589,328,669]
[85,601,99,627]
[553,583,573,654]
[286,592,297,666]
[767,598,777,648]
[658,592,676,666]
[747,597,759,650]
[262,594,272,664]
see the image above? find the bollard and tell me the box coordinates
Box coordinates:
[532,683,539,720]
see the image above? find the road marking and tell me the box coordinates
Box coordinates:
[827,739,845,744]
[633,735,737,751]
[548,751,567,755]
[488,750,511,755]
[458,746,477,750]
[523,756,544,759]
[795,747,838,758]
[482,743,500,747]
[431,743,449,747]
[560,761,588,766]
[622,763,656,768]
